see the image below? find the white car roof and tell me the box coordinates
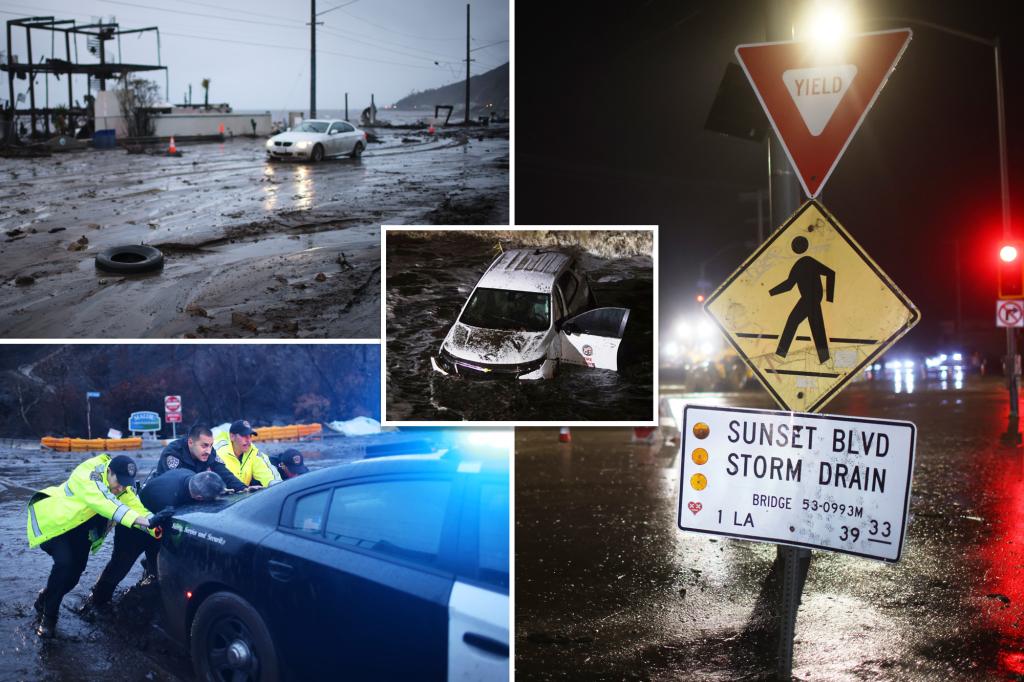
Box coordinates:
[476,249,571,293]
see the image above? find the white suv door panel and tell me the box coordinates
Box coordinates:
[559,307,630,371]
[448,581,509,681]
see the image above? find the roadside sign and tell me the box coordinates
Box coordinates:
[997,300,1024,328]
[86,391,101,398]
[128,411,161,432]
[165,395,182,423]
[735,29,912,198]
[677,404,916,563]
[704,200,919,413]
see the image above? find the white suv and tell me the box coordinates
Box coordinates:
[430,249,630,380]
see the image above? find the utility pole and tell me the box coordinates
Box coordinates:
[310,0,317,118]
[464,3,470,124]
[345,92,348,121]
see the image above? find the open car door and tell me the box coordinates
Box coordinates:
[559,307,630,371]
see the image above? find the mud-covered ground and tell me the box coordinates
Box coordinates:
[385,231,654,422]
[0,127,508,339]
[0,431,424,680]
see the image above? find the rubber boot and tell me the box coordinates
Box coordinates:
[33,589,45,615]
[36,615,56,639]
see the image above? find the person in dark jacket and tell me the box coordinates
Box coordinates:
[269,448,311,479]
[154,423,246,491]
[83,469,225,612]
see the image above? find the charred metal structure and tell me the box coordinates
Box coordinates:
[2,16,166,140]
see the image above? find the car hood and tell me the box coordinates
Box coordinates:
[442,322,550,365]
[271,131,325,143]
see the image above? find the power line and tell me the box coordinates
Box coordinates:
[337,7,461,41]
[98,0,308,30]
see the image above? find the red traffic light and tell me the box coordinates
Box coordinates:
[999,242,1024,299]
[696,294,706,303]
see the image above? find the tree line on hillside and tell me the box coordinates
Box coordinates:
[0,345,380,439]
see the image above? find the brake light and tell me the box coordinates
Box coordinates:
[363,131,368,141]
[185,590,193,600]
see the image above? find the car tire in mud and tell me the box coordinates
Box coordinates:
[95,245,164,274]
[191,592,280,682]
[350,142,364,159]
[310,144,324,162]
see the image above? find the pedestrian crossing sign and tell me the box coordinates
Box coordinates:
[704,200,919,413]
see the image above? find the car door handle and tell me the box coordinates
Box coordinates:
[463,632,508,658]
[267,559,294,582]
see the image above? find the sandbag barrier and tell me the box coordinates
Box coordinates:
[251,423,322,442]
[41,437,144,452]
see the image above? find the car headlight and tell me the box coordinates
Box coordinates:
[265,139,274,148]
[296,141,311,150]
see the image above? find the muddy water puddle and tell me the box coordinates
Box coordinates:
[386,231,654,421]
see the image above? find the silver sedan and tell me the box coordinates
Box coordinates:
[266,119,367,162]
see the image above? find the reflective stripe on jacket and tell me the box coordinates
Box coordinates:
[27,453,151,549]
[214,442,280,487]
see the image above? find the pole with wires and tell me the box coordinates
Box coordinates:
[464,3,470,125]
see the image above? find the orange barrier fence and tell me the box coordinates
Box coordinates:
[252,423,322,442]
[41,437,144,452]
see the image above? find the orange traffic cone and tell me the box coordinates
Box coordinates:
[558,427,571,443]
[632,427,657,443]
[167,136,178,155]
[428,125,436,135]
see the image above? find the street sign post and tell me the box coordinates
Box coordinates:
[85,391,100,439]
[704,200,919,413]
[678,405,916,563]
[997,300,1024,328]
[164,395,182,438]
[735,29,912,198]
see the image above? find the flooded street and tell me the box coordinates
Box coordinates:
[0,432,419,680]
[0,127,508,338]
[385,231,654,422]
[515,374,1024,680]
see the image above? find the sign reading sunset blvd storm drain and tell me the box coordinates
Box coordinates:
[677,404,915,563]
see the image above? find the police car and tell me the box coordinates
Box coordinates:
[158,447,509,681]
[430,249,630,379]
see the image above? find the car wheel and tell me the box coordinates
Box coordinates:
[310,144,324,162]
[350,142,364,159]
[95,245,164,274]
[191,592,279,682]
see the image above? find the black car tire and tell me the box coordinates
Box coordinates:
[95,245,164,274]
[350,142,364,159]
[310,144,324,162]
[191,592,280,682]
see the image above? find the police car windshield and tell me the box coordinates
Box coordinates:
[459,288,550,332]
[294,121,329,133]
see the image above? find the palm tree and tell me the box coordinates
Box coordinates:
[201,78,211,109]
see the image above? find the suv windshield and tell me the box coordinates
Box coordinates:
[294,121,329,133]
[459,288,551,332]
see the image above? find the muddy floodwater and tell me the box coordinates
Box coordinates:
[0,432,420,680]
[0,127,508,338]
[385,231,654,422]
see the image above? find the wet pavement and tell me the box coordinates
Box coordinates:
[385,230,654,422]
[515,373,1024,680]
[0,127,508,339]
[0,432,418,680]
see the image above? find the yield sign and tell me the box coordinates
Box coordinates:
[736,29,912,198]
[704,200,919,413]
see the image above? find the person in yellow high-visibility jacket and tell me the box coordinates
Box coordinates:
[213,420,281,488]
[26,453,162,638]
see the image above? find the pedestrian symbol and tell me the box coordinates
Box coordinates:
[704,200,919,413]
[770,236,836,363]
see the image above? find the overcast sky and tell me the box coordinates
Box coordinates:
[1,0,508,111]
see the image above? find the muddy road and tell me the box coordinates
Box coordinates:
[385,231,654,422]
[0,127,508,339]
[516,374,1024,680]
[0,432,419,680]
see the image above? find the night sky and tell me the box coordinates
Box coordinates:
[515,0,1024,357]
